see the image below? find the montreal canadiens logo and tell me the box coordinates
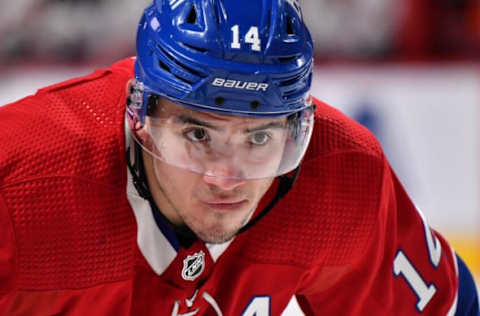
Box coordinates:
[182,250,205,281]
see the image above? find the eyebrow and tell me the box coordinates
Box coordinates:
[176,115,221,131]
[175,114,285,133]
[245,121,286,133]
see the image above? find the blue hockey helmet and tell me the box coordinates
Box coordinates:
[127,0,315,179]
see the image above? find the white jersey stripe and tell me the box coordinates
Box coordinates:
[446,244,459,316]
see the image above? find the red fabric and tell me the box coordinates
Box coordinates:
[0,58,458,315]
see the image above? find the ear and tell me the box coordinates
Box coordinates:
[135,127,151,146]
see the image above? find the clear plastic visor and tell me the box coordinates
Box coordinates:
[127,98,314,180]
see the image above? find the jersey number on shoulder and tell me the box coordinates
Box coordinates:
[393,209,442,312]
[242,296,271,316]
[231,25,261,51]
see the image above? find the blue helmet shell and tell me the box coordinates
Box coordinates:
[134,0,313,119]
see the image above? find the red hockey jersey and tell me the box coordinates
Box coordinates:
[0,58,461,315]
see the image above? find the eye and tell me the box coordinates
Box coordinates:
[249,131,271,145]
[184,128,210,142]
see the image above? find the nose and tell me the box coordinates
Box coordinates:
[202,164,246,191]
[202,175,246,191]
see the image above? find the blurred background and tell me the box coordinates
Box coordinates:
[2,0,480,64]
[0,0,478,312]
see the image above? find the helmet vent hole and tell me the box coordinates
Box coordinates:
[186,6,198,25]
[215,97,225,106]
[286,17,295,35]
[158,60,171,73]
[278,55,297,63]
[250,101,261,110]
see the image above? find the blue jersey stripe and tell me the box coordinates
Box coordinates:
[455,254,479,316]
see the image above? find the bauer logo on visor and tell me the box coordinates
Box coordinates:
[212,78,269,92]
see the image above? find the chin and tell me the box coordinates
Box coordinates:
[194,226,239,244]
[203,234,236,244]
[186,207,254,243]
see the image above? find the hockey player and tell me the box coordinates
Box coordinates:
[0,0,478,315]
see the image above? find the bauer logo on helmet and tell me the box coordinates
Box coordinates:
[212,78,269,92]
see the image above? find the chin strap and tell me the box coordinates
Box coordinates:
[236,165,301,235]
[126,141,300,238]
[126,142,151,200]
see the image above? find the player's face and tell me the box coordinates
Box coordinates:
[143,99,282,244]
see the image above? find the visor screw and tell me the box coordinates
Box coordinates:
[250,100,260,110]
[215,97,225,106]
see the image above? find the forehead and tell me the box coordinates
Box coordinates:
[154,97,286,126]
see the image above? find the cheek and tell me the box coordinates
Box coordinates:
[250,178,275,202]
[153,160,200,203]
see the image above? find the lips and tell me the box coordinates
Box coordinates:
[202,199,248,211]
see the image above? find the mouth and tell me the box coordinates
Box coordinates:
[202,199,248,211]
